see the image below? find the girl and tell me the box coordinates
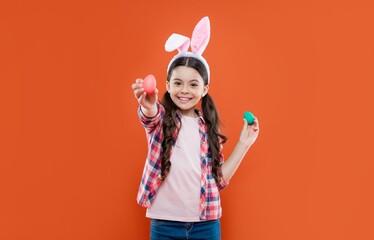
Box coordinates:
[131,17,259,240]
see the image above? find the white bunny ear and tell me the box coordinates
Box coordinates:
[165,33,190,53]
[191,17,210,55]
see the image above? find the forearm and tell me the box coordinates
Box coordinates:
[140,104,158,118]
[222,143,251,183]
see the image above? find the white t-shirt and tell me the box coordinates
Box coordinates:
[146,115,202,222]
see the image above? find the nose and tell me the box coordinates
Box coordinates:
[181,84,189,94]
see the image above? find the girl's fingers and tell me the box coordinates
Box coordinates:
[243,119,248,129]
[134,88,144,98]
[131,79,144,92]
[132,83,143,91]
[252,117,260,132]
[242,119,250,137]
[131,83,136,90]
[154,88,159,100]
[138,92,146,104]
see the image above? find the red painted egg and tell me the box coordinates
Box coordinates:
[143,74,156,94]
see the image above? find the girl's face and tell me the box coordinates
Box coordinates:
[167,66,209,117]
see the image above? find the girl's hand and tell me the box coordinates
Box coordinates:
[238,117,260,149]
[131,78,158,110]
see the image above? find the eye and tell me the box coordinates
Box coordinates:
[191,83,198,87]
[174,82,181,86]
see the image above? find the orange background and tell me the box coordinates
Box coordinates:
[1,0,373,239]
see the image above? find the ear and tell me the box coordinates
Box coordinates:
[191,17,210,55]
[166,81,171,93]
[165,33,190,53]
[202,85,209,97]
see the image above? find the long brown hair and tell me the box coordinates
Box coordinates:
[160,57,228,184]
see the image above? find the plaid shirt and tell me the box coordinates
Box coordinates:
[136,102,228,220]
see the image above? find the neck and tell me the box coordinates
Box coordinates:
[179,108,198,118]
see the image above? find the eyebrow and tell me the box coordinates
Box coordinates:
[172,78,200,83]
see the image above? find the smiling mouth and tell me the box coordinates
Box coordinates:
[177,97,192,102]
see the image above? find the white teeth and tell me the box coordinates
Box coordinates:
[179,97,191,101]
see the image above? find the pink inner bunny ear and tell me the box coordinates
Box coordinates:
[191,17,210,55]
[165,33,190,53]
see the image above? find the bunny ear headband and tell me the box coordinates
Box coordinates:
[165,16,211,83]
